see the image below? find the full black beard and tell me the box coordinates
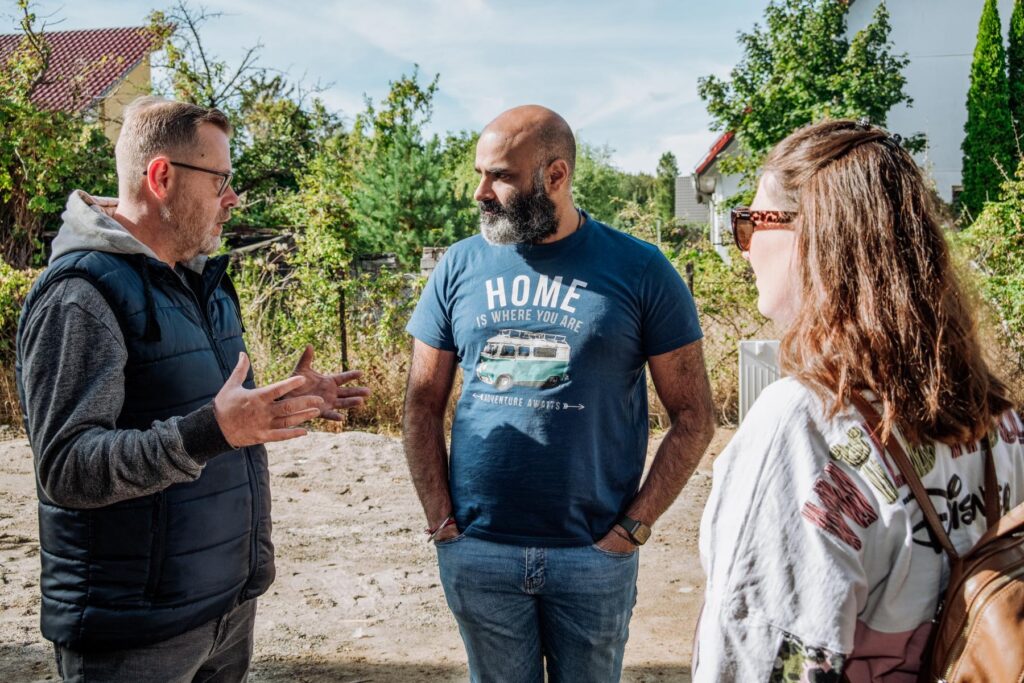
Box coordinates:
[479,174,559,245]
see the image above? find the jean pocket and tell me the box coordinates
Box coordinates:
[434,532,468,547]
[590,543,637,559]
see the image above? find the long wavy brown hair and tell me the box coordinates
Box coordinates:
[763,119,1013,446]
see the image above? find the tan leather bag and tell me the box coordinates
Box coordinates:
[852,395,1024,683]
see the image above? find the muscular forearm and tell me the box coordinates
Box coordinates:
[402,403,454,525]
[627,409,714,526]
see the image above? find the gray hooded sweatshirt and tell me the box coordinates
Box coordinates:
[19,190,232,509]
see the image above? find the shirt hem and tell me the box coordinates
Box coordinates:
[405,326,457,352]
[645,330,705,358]
[464,526,595,547]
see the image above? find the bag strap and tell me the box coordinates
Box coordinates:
[848,394,960,562]
[982,435,1000,527]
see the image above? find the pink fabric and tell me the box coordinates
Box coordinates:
[844,619,931,682]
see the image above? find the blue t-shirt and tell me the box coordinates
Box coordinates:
[406,214,703,546]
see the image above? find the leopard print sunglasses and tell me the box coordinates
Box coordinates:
[730,207,797,251]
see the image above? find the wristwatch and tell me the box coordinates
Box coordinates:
[617,515,652,545]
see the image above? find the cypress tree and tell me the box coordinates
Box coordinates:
[1009,0,1024,141]
[961,0,1016,218]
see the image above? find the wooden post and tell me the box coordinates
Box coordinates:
[338,280,349,371]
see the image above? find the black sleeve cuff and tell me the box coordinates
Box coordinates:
[178,402,234,465]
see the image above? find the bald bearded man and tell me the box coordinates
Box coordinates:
[402,105,715,681]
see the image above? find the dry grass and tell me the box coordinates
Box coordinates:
[0,366,21,431]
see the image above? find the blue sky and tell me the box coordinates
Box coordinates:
[9,1,770,174]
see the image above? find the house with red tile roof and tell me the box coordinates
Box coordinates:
[0,26,161,141]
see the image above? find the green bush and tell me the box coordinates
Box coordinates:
[231,243,422,434]
[953,158,1024,400]
[0,261,39,425]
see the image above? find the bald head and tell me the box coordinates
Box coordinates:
[482,105,576,176]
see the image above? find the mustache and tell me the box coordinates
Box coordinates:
[478,200,504,215]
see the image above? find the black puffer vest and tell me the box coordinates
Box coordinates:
[15,250,274,651]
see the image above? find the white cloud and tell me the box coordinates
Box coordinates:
[36,0,766,173]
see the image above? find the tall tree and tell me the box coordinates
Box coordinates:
[349,72,476,269]
[148,3,344,229]
[961,0,1017,218]
[654,152,679,224]
[1009,0,1024,143]
[698,0,915,191]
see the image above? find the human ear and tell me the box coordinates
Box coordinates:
[145,158,172,200]
[546,159,571,193]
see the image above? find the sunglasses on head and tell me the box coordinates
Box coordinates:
[730,207,797,251]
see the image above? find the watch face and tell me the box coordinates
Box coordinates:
[632,523,652,545]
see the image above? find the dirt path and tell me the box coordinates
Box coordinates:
[0,428,734,682]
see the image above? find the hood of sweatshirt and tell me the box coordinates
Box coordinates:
[51,190,208,273]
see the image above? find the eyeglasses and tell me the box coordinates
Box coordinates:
[730,207,796,251]
[143,161,234,196]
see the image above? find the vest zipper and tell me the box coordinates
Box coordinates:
[165,262,263,592]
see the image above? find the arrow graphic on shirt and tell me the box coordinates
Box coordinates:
[562,403,585,410]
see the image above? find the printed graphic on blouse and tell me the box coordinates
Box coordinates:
[769,634,845,683]
[695,378,1024,682]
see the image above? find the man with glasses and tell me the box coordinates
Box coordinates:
[15,96,369,681]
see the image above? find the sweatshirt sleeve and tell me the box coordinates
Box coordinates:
[694,380,869,682]
[19,277,234,509]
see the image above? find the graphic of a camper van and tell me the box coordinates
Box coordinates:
[475,329,571,392]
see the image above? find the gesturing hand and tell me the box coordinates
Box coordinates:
[287,345,371,421]
[213,352,325,447]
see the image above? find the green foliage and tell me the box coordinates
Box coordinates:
[440,130,481,204]
[0,260,36,426]
[671,240,769,423]
[573,142,657,226]
[572,143,622,223]
[0,1,116,268]
[654,152,678,224]
[962,0,1017,219]
[1008,1,1024,143]
[349,74,477,269]
[148,4,346,229]
[698,0,916,188]
[955,158,1024,383]
[232,246,421,433]
[0,260,37,358]
[615,199,766,423]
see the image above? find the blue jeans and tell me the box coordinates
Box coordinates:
[437,534,639,682]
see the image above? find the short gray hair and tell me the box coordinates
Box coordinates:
[115,96,232,182]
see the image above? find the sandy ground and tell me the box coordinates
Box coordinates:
[0,427,734,682]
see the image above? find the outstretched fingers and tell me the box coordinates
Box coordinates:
[260,374,308,401]
[271,395,324,417]
[270,406,323,430]
[293,344,315,373]
[330,369,364,386]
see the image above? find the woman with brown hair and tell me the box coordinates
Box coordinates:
[693,119,1023,682]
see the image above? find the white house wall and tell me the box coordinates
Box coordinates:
[847,0,1016,202]
[675,175,711,224]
